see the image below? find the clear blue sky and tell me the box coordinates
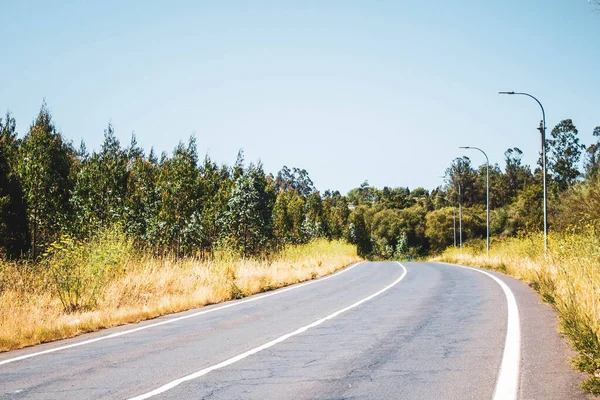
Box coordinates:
[2,0,599,194]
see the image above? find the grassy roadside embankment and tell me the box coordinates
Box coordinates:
[434,230,600,394]
[0,233,360,352]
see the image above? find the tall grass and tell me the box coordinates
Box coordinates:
[436,230,600,393]
[0,235,360,352]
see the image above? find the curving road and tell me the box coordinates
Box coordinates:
[0,262,593,399]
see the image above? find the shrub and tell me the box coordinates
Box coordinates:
[44,227,133,312]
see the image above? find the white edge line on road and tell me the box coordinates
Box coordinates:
[0,261,366,367]
[128,262,408,400]
[441,262,521,400]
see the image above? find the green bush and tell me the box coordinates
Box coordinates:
[44,227,132,312]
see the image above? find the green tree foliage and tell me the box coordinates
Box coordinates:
[379,186,412,209]
[274,166,315,197]
[0,112,29,257]
[483,164,505,209]
[346,205,372,257]
[71,123,129,234]
[155,137,202,255]
[303,192,325,241]
[18,103,76,258]
[425,207,456,252]
[124,148,160,246]
[553,174,600,231]
[548,119,585,192]
[509,183,543,233]
[502,147,533,203]
[322,190,349,240]
[584,127,600,181]
[220,163,274,257]
[347,180,377,206]
[197,156,232,256]
[445,157,480,207]
[2,101,595,263]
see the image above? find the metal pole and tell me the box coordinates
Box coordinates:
[460,146,490,256]
[541,112,548,255]
[499,91,547,255]
[453,207,457,248]
[458,182,462,252]
[437,193,457,249]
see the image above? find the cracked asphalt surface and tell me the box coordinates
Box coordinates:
[0,262,593,399]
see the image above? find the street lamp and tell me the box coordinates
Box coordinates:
[438,176,461,250]
[498,91,547,254]
[458,182,462,252]
[437,195,457,248]
[440,176,462,251]
[460,146,489,257]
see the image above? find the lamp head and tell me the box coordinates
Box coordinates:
[498,91,515,95]
[459,146,470,149]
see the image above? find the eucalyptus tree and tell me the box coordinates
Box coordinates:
[197,155,232,256]
[346,205,372,257]
[445,157,480,206]
[0,112,28,257]
[221,163,275,257]
[18,103,76,258]
[274,166,315,197]
[71,123,129,234]
[322,190,349,240]
[584,126,600,181]
[503,147,533,202]
[302,192,325,241]
[548,119,585,192]
[155,136,202,255]
[124,148,160,246]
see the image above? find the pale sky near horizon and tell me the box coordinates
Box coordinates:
[2,1,599,194]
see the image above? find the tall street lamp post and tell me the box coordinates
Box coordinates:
[460,146,489,257]
[499,91,547,255]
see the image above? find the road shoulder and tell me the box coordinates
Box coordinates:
[444,263,594,400]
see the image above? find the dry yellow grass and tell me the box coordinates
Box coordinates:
[0,239,360,352]
[434,230,600,393]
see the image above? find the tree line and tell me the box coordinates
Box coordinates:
[0,103,351,260]
[346,118,600,258]
[1,103,598,261]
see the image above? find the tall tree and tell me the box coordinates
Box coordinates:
[0,112,29,257]
[155,136,201,255]
[220,163,274,257]
[548,119,585,192]
[274,166,315,197]
[584,126,600,181]
[347,180,377,206]
[124,148,159,246]
[322,190,349,240]
[197,156,232,256]
[302,192,324,240]
[346,205,372,257]
[502,147,533,203]
[18,103,76,257]
[71,123,129,233]
[445,157,480,207]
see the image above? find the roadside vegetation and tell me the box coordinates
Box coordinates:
[2,103,600,394]
[437,230,600,394]
[0,236,358,351]
[0,104,360,351]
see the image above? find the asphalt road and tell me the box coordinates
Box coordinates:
[0,262,593,399]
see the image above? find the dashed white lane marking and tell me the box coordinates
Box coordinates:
[0,262,366,366]
[128,262,408,400]
[442,262,521,400]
